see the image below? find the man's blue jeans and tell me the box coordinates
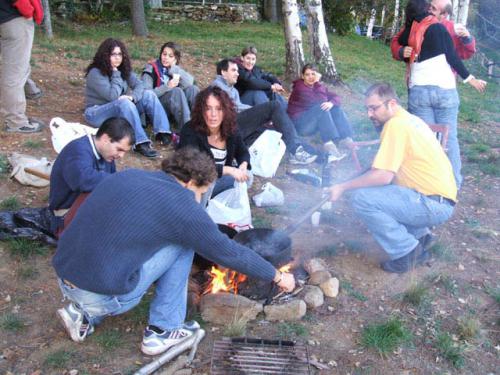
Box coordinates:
[408,85,461,187]
[58,244,194,331]
[350,185,454,260]
[84,90,170,146]
[241,89,287,108]
[293,104,353,142]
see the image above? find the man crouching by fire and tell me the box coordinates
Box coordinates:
[52,147,295,355]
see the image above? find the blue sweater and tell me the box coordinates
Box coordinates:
[52,169,276,294]
[49,135,115,211]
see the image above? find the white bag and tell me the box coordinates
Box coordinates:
[249,130,286,178]
[206,182,252,231]
[8,153,53,187]
[50,117,98,153]
[253,182,285,207]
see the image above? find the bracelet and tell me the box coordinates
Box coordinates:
[274,271,283,284]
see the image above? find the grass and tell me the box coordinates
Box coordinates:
[0,154,9,175]
[434,332,465,368]
[17,265,39,280]
[23,139,44,149]
[361,317,412,356]
[457,316,481,341]
[0,196,21,210]
[223,316,247,337]
[0,313,25,332]
[44,349,77,369]
[402,282,429,307]
[316,244,339,257]
[277,322,309,339]
[428,242,454,261]
[252,214,272,228]
[123,292,152,325]
[341,281,368,302]
[485,286,500,305]
[434,274,458,295]
[5,238,49,258]
[93,329,124,351]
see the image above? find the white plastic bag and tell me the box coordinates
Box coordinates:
[206,182,252,231]
[253,182,285,207]
[8,153,53,187]
[249,130,286,178]
[50,117,97,153]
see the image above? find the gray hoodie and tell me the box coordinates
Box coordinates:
[211,75,251,113]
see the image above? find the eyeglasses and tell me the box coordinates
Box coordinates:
[366,100,389,113]
[110,52,123,57]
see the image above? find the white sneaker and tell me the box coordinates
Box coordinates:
[57,303,94,342]
[324,141,346,163]
[289,145,317,165]
[141,326,193,356]
[338,137,355,150]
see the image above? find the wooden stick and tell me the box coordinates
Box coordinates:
[24,167,50,181]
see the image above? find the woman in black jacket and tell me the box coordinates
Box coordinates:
[178,86,251,201]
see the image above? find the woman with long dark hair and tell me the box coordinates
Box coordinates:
[398,0,486,187]
[178,86,251,202]
[84,38,171,158]
[142,41,200,128]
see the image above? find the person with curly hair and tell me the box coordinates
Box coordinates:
[177,86,251,203]
[142,41,199,129]
[84,38,172,158]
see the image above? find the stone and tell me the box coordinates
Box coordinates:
[200,293,263,324]
[320,277,339,298]
[302,285,324,308]
[68,370,78,375]
[264,299,306,321]
[309,270,331,285]
[303,258,328,275]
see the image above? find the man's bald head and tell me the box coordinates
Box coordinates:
[430,0,451,20]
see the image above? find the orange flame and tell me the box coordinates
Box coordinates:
[279,263,293,273]
[205,266,248,294]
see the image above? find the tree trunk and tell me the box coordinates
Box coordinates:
[305,0,339,82]
[264,0,282,22]
[148,0,162,8]
[41,0,53,39]
[390,0,400,37]
[452,0,459,23]
[366,8,376,38]
[457,0,470,26]
[282,0,305,82]
[380,5,386,27]
[131,0,149,37]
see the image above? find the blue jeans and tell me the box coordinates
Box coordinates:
[408,85,461,187]
[293,104,353,142]
[240,89,287,109]
[350,185,454,260]
[58,244,194,331]
[84,90,170,145]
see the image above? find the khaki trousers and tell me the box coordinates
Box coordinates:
[0,17,34,129]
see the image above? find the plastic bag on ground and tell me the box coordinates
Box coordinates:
[253,182,285,207]
[206,182,252,231]
[249,130,286,178]
[50,117,97,153]
[8,153,52,187]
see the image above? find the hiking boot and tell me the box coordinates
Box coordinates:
[380,243,430,274]
[155,132,172,146]
[418,233,436,250]
[134,142,158,158]
[324,141,346,163]
[141,325,193,356]
[26,90,43,100]
[289,145,317,165]
[57,303,94,342]
[5,119,45,133]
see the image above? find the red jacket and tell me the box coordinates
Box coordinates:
[391,19,476,61]
[287,79,341,120]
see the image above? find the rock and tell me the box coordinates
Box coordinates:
[327,305,335,312]
[309,270,331,285]
[320,277,339,298]
[264,299,306,321]
[303,258,328,275]
[200,293,263,324]
[68,370,78,375]
[302,285,324,308]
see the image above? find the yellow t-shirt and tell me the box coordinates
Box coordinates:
[372,108,457,201]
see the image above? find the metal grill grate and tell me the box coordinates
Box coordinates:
[211,337,311,374]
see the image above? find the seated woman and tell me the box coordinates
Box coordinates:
[84,38,171,158]
[177,86,251,204]
[142,42,200,129]
[287,63,355,163]
[234,45,287,107]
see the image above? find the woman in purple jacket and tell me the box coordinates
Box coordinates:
[287,64,354,163]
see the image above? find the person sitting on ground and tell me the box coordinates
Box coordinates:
[212,59,317,165]
[142,41,200,129]
[48,117,134,237]
[234,45,287,107]
[178,86,251,205]
[287,63,355,163]
[53,147,295,355]
[84,38,171,158]
[328,83,457,274]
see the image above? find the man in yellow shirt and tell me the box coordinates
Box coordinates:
[329,83,457,273]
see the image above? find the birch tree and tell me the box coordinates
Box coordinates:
[282,0,305,82]
[366,8,376,38]
[131,0,149,37]
[380,5,386,27]
[41,0,53,39]
[452,0,459,23]
[390,0,400,37]
[305,0,339,82]
[457,0,470,26]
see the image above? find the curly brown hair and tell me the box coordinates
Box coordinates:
[159,41,182,65]
[85,38,132,81]
[190,86,237,140]
[161,147,217,187]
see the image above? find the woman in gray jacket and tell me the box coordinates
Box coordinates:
[142,42,200,129]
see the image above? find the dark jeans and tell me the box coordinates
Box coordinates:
[293,104,353,143]
[241,89,287,109]
[236,101,298,153]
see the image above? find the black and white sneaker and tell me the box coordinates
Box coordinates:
[141,325,193,356]
[57,303,94,342]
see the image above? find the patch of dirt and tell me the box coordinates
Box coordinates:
[0,47,499,375]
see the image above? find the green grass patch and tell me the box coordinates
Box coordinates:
[23,139,44,149]
[485,286,500,305]
[435,274,458,295]
[434,332,465,368]
[44,349,77,369]
[341,281,367,301]
[428,242,454,261]
[0,196,21,210]
[223,317,247,337]
[277,322,309,339]
[343,239,365,253]
[264,207,281,215]
[17,265,39,280]
[316,244,339,257]
[402,282,429,307]
[252,215,272,228]
[361,317,412,356]
[123,292,152,325]
[0,313,25,332]
[5,238,49,259]
[93,329,123,351]
[0,154,9,175]
[457,316,481,341]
